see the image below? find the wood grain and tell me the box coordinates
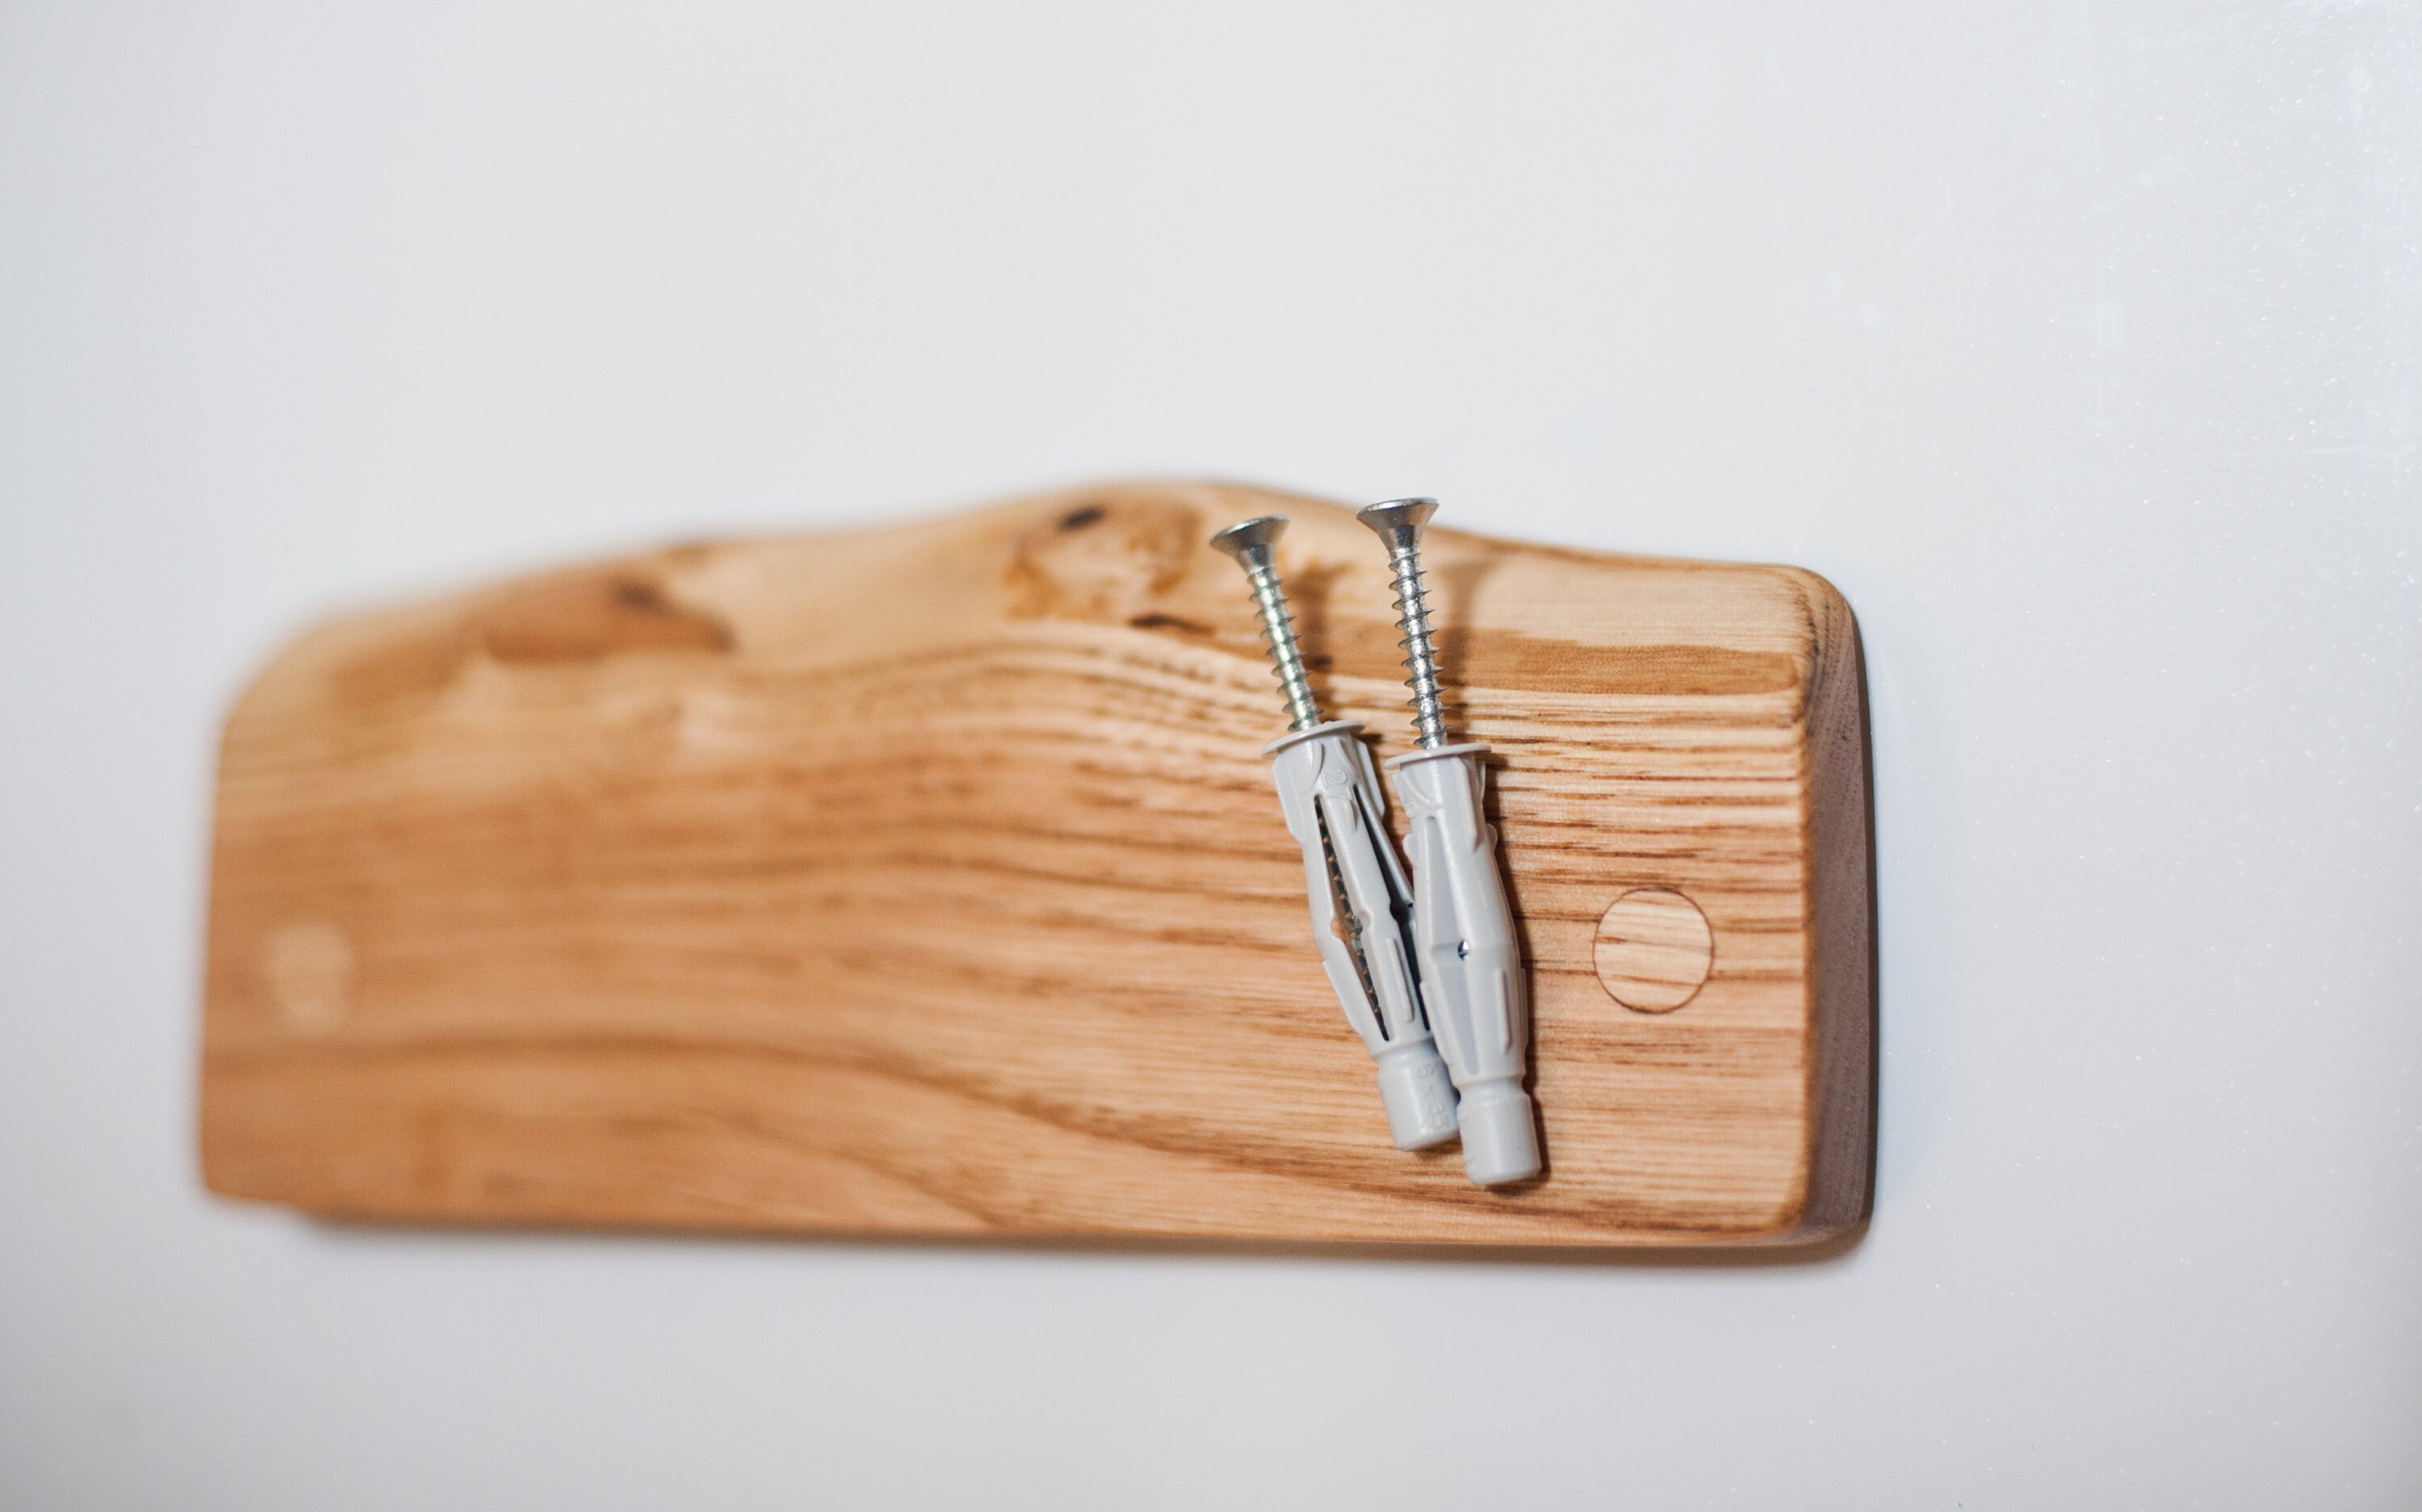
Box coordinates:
[199,481,1874,1248]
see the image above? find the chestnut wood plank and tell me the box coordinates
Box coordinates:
[200,482,1873,1247]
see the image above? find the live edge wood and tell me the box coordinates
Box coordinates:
[200,482,1873,1250]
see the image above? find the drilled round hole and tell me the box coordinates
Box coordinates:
[1593,888,1712,1013]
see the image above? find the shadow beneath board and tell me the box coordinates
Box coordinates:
[302,1211,1873,1271]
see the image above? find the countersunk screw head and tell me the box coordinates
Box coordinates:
[1355,497,1439,552]
[1209,514,1289,568]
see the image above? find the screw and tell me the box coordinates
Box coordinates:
[1355,497,1448,748]
[1209,515,1322,732]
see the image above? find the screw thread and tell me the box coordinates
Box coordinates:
[1385,547,1448,748]
[1244,563,1322,732]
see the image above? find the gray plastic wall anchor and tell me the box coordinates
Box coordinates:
[1266,722,1460,1151]
[1385,743,1539,1184]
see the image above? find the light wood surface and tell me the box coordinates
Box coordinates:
[199,482,1873,1248]
[1594,889,1717,1013]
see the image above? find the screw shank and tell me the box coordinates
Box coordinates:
[1210,516,1323,733]
[1354,498,1451,750]
[1385,547,1449,748]
[1245,563,1322,733]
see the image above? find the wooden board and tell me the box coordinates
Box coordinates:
[199,482,1873,1249]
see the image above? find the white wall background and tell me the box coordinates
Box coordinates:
[3,2,2417,1506]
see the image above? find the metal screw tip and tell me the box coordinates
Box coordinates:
[1209,515,1289,566]
[1355,497,1439,547]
